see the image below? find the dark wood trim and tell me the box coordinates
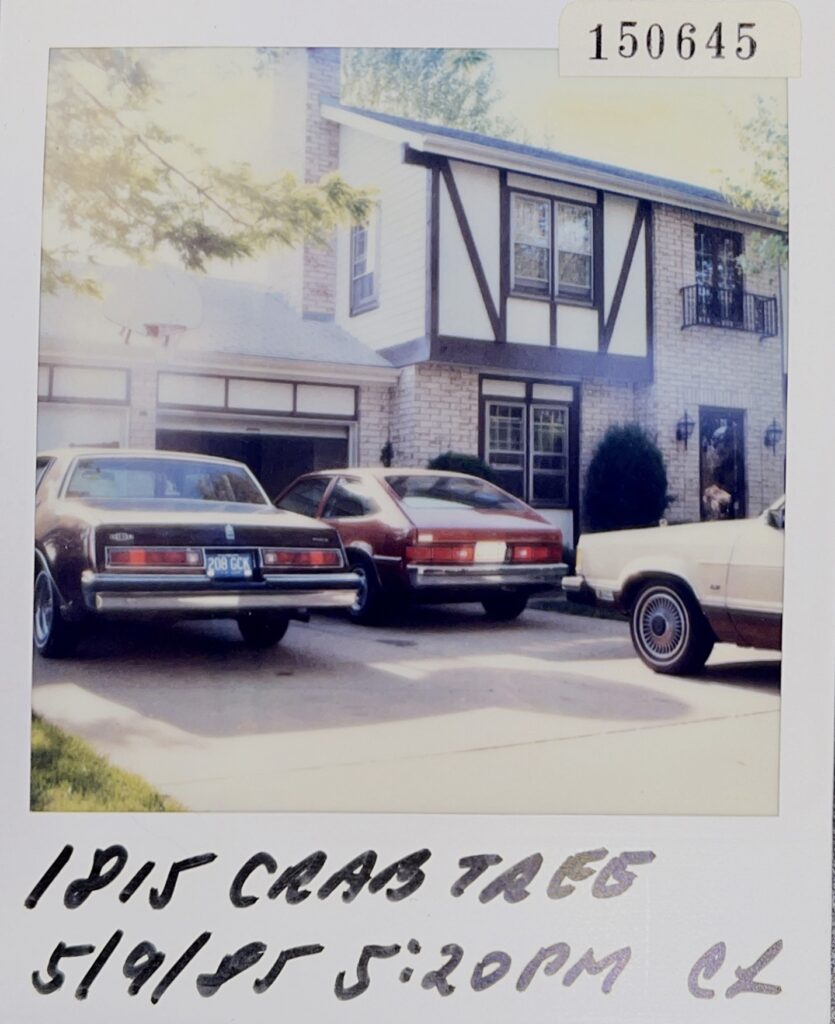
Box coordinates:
[440,160,500,341]
[602,200,646,353]
[403,144,446,170]
[429,166,440,343]
[594,192,605,340]
[499,170,509,341]
[644,203,655,375]
[433,334,653,383]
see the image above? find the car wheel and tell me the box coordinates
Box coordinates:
[630,581,714,675]
[33,570,77,658]
[482,591,529,621]
[347,553,387,625]
[237,612,290,648]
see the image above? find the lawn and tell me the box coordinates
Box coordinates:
[31,716,184,812]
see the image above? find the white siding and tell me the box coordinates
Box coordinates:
[607,220,648,357]
[604,195,638,318]
[335,127,427,349]
[450,161,501,308]
[557,305,598,351]
[438,181,494,340]
[506,297,550,346]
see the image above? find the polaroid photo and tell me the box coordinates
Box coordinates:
[1,0,832,1020]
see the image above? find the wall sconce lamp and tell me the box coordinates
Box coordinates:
[764,418,783,454]
[675,411,695,449]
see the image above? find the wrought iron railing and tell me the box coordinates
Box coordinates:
[680,285,779,337]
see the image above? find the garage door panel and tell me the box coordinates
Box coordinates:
[37,403,128,450]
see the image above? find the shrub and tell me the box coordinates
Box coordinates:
[427,451,497,483]
[584,424,669,532]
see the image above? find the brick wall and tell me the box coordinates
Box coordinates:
[127,364,157,447]
[579,381,637,503]
[302,48,341,320]
[357,381,394,466]
[390,363,480,466]
[650,204,786,521]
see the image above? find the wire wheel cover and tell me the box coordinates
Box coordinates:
[638,590,689,661]
[34,573,54,646]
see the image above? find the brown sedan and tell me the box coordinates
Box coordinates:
[274,469,567,623]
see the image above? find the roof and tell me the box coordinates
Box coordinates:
[39,268,393,370]
[39,447,249,467]
[323,100,782,228]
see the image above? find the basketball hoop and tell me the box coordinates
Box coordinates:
[104,265,202,348]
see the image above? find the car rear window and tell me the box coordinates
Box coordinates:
[385,474,524,512]
[65,457,268,504]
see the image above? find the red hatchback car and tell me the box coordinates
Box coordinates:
[274,469,567,623]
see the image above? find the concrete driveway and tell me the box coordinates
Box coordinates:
[30,606,780,815]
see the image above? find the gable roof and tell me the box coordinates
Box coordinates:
[39,268,394,372]
[323,99,781,229]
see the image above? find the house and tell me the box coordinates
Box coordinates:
[37,48,787,543]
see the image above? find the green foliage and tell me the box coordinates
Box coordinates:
[427,451,498,483]
[343,48,517,138]
[584,424,669,532]
[42,49,374,294]
[31,716,183,812]
[723,97,788,272]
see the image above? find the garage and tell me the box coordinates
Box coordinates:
[156,422,350,498]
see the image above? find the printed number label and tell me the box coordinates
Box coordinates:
[590,21,757,62]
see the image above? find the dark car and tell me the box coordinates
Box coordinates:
[33,449,360,656]
[274,468,567,623]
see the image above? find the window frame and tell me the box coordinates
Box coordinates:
[480,378,577,511]
[349,206,380,316]
[509,190,595,306]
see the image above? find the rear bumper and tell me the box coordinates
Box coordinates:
[80,569,360,615]
[407,562,567,590]
[562,574,618,607]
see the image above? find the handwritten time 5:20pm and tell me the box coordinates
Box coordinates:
[24,843,783,1003]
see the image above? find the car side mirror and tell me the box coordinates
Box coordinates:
[767,507,785,530]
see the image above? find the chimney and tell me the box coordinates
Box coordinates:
[301,47,340,320]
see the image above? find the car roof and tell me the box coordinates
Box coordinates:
[37,447,251,469]
[301,467,486,480]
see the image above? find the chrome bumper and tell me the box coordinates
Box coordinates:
[81,570,359,614]
[407,562,567,589]
[561,574,586,594]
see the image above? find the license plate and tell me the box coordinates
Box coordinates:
[474,541,507,563]
[206,552,253,579]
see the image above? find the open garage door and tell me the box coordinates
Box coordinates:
[156,425,350,499]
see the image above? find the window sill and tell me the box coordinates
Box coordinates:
[508,290,595,310]
[349,299,380,318]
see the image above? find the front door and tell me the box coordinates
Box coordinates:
[699,407,746,520]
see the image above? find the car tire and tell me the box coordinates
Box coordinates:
[347,552,387,625]
[481,591,529,621]
[33,569,78,659]
[237,612,290,648]
[630,581,714,676]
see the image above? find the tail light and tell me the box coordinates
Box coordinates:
[261,548,343,568]
[106,547,204,568]
[508,542,563,563]
[405,543,475,564]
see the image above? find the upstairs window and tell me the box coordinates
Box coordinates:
[694,225,743,325]
[350,207,380,315]
[510,193,593,303]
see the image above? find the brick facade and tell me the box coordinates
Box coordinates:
[389,363,480,466]
[302,48,340,320]
[649,204,786,522]
[357,381,394,466]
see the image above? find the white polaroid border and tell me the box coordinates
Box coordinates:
[1,1,833,1020]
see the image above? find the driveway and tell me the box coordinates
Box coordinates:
[30,606,780,815]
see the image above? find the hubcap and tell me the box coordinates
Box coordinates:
[638,591,687,661]
[352,567,368,613]
[34,574,54,647]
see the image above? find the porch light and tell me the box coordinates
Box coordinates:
[675,411,695,449]
[763,419,783,454]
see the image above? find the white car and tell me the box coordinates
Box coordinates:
[562,498,784,675]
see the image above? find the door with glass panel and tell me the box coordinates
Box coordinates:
[530,405,569,505]
[485,402,526,498]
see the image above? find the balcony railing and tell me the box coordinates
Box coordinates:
[681,285,779,337]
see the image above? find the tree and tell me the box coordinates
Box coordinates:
[342,49,517,138]
[42,49,374,295]
[584,425,669,532]
[722,97,788,272]
[427,451,497,483]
